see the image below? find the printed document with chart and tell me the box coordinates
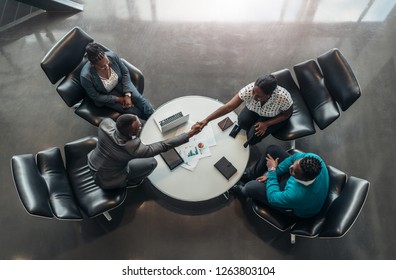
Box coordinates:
[175,121,216,171]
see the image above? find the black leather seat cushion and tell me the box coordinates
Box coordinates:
[41,27,93,84]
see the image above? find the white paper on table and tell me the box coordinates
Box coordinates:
[180,158,199,171]
[176,121,217,147]
[176,140,211,162]
[175,121,216,171]
[176,139,212,171]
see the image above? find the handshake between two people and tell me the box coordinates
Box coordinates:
[187,120,208,138]
[187,122,204,138]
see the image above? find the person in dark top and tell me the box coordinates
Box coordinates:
[80,43,154,120]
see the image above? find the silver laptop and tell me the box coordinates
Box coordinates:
[154,110,190,133]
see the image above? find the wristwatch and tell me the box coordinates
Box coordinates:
[125,92,131,98]
[268,166,276,172]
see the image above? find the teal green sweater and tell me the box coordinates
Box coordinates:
[266,153,329,218]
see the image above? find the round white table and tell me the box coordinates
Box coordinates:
[140,96,250,202]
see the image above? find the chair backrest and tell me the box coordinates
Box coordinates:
[41,27,93,84]
[317,48,361,111]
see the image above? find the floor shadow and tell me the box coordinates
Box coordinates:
[78,181,152,240]
[236,195,297,253]
[145,180,233,216]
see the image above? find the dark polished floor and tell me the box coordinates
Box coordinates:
[1,0,395,260]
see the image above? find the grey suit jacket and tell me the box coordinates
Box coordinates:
[88,118,189,189]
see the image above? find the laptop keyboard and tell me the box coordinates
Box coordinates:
[159,112,183,127]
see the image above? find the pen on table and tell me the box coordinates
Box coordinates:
[222,118,228,130]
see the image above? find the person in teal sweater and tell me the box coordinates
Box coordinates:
[233,145,329,218]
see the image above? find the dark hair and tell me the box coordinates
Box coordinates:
[255,74,278,95]
[300,156,322,181]
[85,42,105,64]
[116,114,138,137]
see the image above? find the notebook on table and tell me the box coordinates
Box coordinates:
[217,116,233,131]
[214,156,237,180]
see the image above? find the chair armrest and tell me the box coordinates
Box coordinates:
[251,199,296,231]
[75,99,121,126]
[56,58,89,107]
[122,58,145,94]
[319,176,370,238]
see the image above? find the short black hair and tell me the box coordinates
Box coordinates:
[85,42,105,64]
[116,114,138,137]
[300,156,322,181]
[255,74,278,95]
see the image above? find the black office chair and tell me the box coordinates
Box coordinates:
[269,48,360,150]
[40,26,145,126]
[293,48,361,130]
[250,150,370,244]
[11,136,127,221]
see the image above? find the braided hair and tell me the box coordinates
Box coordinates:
[300,156,322,181]
[85,42,105,64]
[255,74,278,95]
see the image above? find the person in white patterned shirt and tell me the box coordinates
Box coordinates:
[197,74,293,146]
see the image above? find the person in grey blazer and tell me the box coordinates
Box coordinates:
[88,114,201,190]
